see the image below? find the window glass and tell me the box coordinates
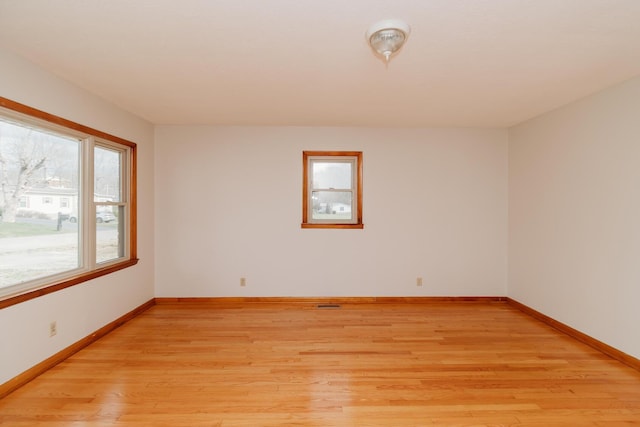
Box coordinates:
[0,97,137,306]
[94,145,125,264]
[311,191,353,221]
[94,146,121,202]
[0,118,81,288]
[312,162,352,189]
[302,151,363,229]
[96,205,125,264]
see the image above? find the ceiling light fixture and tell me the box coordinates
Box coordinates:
[366,19,411,64]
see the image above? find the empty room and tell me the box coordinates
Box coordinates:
[1,1,640,425]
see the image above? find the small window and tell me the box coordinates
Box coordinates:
[302,151,363,229]
[94,144,127,264]
[42,196,53,204]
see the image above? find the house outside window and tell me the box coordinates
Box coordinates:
[302,151,363,229]
[0,97,137,308]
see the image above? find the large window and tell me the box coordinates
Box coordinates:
[302,151,363,229]
[0,97,137,308]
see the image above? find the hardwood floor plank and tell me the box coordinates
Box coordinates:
[1,301,639,425]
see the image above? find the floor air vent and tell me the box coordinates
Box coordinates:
[317,304,341,309]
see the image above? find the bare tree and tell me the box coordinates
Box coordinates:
[0,136,47,222]
[0,118,81,223]
[0,123,47,222]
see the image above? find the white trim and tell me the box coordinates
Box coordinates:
[306,155,358,225]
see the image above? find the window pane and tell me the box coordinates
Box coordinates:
[312,161,352,189]
[311,191,352,221]
[96,205,124,264]
[95,145,124,264]
[94,146,121,202]
[0,119,80,289]
[0,99,137,306]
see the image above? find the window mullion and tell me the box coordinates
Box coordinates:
[83,137,96,270]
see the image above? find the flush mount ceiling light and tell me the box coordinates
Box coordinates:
[366,19,411,64]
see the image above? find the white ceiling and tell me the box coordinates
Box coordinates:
[1,0,640,128]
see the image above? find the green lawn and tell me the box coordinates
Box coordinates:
[0,222,63,238]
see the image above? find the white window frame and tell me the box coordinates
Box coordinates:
[302,151,363,229]
[0,97,137,308]
[93,139,131,264]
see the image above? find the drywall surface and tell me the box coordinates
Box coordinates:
[155,126,508,298]
[509,76,640,359]
[0,49,155,385]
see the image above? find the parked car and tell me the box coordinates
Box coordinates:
[68,212,116,223]
[96,212,116,223]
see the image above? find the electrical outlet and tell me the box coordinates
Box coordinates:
[416,277,423,287]
[49,321,57,337]
[240,277,246,287]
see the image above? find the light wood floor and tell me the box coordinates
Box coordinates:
[1,301,639,426]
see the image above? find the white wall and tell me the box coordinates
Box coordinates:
[0,49,155,384]
[3,42,638,388]
[509,76,640,359]
[155,126,508,298]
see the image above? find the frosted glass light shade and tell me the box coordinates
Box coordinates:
[366,19,411,63]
